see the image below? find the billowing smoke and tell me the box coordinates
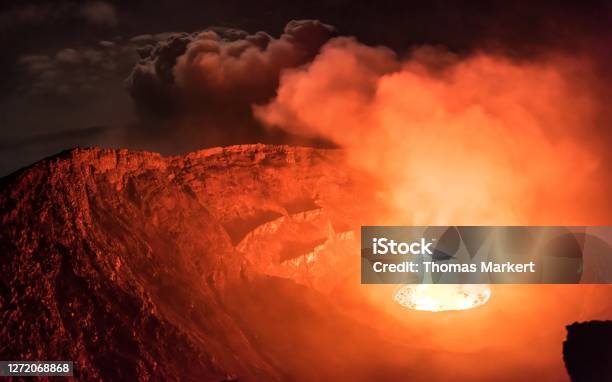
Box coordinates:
[123,20,610,224]
[125,20,337,151]
[255,37,610,225]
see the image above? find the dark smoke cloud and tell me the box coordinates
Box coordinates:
[15,42,137,97]
[125,20,337,151]
[0,1,118,30]
[0,38,139,175]
[2,1,611,177]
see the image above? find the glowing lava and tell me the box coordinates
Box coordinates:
[394,284,491,312]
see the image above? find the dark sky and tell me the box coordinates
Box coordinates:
[1,0,611,175]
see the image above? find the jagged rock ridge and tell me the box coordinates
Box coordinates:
[0,144,381,381]
[3,144,606,381]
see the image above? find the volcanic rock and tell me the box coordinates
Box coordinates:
[4,144,601,381]
[0,145,382,381]
[563,320,612,381]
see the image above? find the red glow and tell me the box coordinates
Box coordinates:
[253,37,612,379]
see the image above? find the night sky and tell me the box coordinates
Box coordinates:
[1,0,611,175]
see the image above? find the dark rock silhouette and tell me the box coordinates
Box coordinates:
[564,320,612,382]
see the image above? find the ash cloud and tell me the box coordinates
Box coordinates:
[125,20,337,151]
[2,2,611,188]
[14,40,137,97]
[0,1,118,30]
[255,38,612,225]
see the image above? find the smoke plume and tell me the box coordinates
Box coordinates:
[255,37,610,225]
[126,20,337,151]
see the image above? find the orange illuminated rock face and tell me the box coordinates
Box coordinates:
[2,144,610,381]
[0,145,383,381]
